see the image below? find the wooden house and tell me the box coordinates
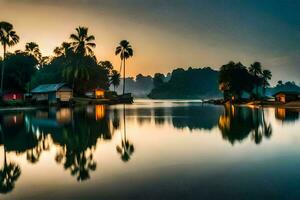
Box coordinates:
[273,91,300,103]
[31,83,73,104]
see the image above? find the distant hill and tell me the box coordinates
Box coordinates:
[112,73,171,97]
[266,81,300,96]
[148,67,222,99]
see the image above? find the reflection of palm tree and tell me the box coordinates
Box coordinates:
[52,108,111,182]
[0,162,21,194]
[116,105,134,162]
[261,107,272,139]
[0,125,21,194]
[56,148,96,182]
[251,108,263,144]
[26,133,51,164]
[112,108,120,130]
[251,107,272,144]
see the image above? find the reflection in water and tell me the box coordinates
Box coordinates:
[0,102,299,196]
[0,125,21,194]
[275,108,300,123]
[218,104,273,145]
[171,105,223,130]
[116,105,135,162]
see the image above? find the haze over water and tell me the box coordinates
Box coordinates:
[1,100,300,200]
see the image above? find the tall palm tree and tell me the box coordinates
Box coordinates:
[110,70,120,92]
[249,62,262,98]
[261,69,272,97]
[115,40,133,95]
[70,26,96,56]
[0,22,19,94]
[25,42,41,61]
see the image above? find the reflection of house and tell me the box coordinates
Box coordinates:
[274,91,300,103]
[85,88,106,99]
[95,105,105,120]
[86,105,106,120]
[3,113,24,126]
[31,83,73,104]
[2,91,24,103]
[275,108,299,122]
[31,108,72,130]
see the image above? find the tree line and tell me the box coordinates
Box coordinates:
[0,21,133,96]
[219,61,272,100]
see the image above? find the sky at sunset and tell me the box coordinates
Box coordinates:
[1,0,300,84]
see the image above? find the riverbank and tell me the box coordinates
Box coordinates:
[0,96,134,111]
[204,99,300,110]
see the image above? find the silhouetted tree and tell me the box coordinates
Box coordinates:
[249,62,263,98]
[70,26,96,56]
[0,21,19,94]
[25,42,41,62]
[110,70,120,92]
[262,69,272,96]
[115,40,133,95]
[153,73,165,88]
[219,61,254,100]
[116,105,134,162]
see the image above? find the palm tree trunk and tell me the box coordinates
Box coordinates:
[123,58,126,95]
[1,44,6,95]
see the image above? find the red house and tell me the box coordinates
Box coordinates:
[2,91,24,102]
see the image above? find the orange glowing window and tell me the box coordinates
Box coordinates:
[95,105,105,120]
[95,89,105,98]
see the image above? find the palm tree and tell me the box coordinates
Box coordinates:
[0,22,19,94]
[53,42,71,57]
[249,62,262,98]
[70,27,96,56]
[261,69,272,96]
[25,42,41,61]
[63,64,90,90]
[110,70,120,92]
[115,40,133,95]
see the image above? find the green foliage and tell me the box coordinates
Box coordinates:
[0,21,20,93]
[110,70,120,91]
[219,61,255,100]
[70,26,96,56]
[153,73,165,88]
[2,52,37,92]
[219,61,272,100]
[149,67,221,99]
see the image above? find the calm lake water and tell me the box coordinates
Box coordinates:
[0,99,300,200]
